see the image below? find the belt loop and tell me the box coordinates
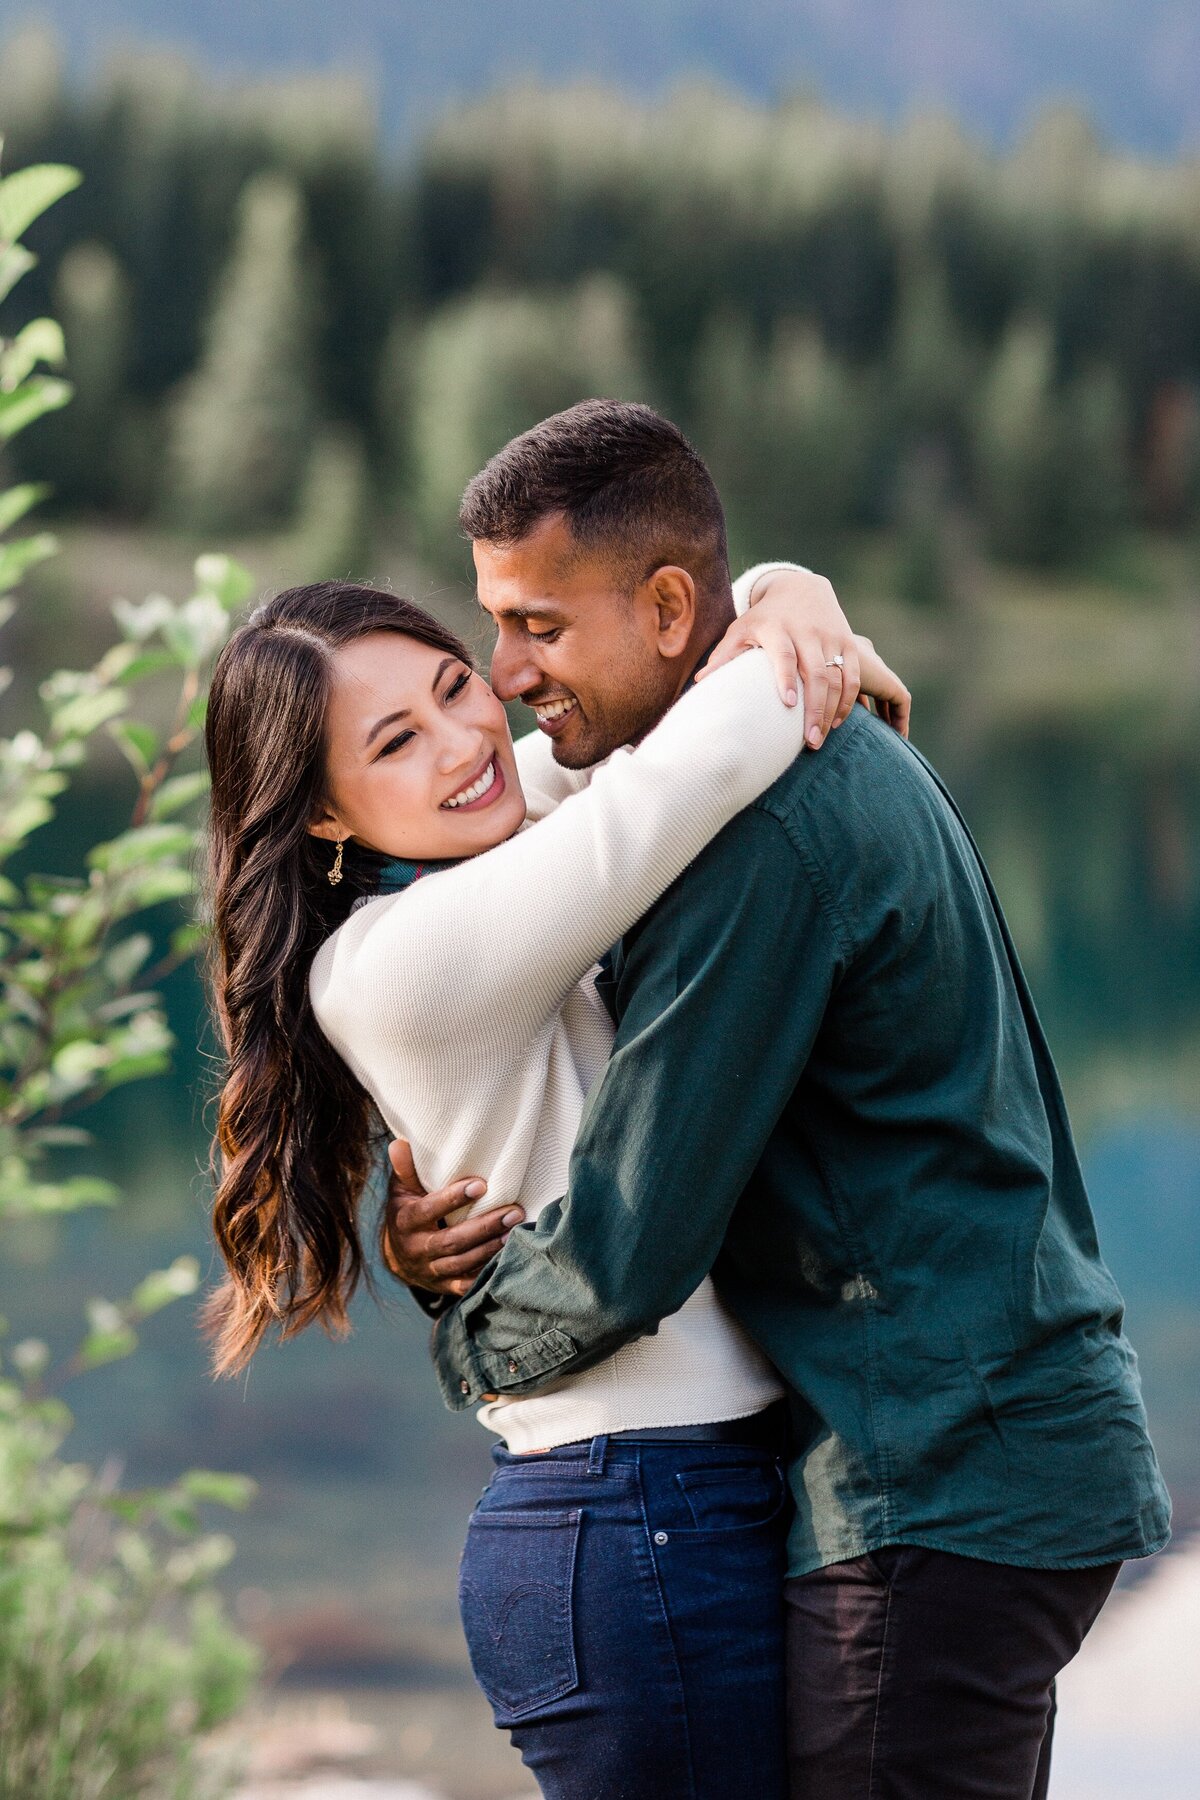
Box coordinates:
[587,1434,609,1476]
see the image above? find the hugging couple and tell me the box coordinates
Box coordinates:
[203,400,1169,1799]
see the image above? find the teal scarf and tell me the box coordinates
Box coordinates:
[373,854,461,894]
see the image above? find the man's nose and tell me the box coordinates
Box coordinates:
[489,634,541,703]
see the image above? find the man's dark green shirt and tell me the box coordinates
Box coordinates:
[433,707,1171,1576]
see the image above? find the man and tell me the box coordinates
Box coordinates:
[387,400,1169,1798]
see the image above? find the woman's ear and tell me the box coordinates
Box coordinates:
[307,808,342,845]
[646,565,697,660]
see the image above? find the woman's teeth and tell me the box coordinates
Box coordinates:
[534,698,576,722]
[442,759,496,809]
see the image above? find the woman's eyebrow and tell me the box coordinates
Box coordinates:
[364,707,409,750]
[362,658,458,750]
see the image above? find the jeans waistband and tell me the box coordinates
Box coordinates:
[517,1401,788,1457]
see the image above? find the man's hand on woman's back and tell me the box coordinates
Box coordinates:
[382,1138,522,1298]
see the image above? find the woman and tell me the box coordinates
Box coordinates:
[203,570,907,1797]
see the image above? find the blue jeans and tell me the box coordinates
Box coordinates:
[457,1431,790,1799]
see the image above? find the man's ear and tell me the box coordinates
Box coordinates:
[644,565,697,661]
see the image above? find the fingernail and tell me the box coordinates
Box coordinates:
[501,1231,512,1243]
[785,689,798,708]
[808,727,823,747]
[465,1181,487,1198]
[502,1209,523,1226]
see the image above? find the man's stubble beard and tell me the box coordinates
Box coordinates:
[550,662,677,769]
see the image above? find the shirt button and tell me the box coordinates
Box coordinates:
[459,1378,470,1395]
[507,1359,519,1373]
[653,1531,669,1545]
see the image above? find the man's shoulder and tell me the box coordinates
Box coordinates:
[752,705,937,834]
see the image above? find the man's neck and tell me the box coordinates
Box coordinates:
[673,595,736,704]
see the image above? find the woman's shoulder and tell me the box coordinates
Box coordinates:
[309,890,408,1019]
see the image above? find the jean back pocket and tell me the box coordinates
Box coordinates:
[458,1506,582,1723]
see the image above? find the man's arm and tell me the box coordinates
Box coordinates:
[430,803,847,1409]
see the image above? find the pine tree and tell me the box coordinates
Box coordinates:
[694,316,875,568]
[974,315,1130,565]
[50,242,131,508]
[405,276,648,567]
[974,316,1062,563]
[165,172,319,533]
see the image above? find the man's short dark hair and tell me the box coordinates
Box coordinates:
[459,399,730,607]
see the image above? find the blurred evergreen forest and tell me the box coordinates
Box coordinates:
[1,24,1199,597]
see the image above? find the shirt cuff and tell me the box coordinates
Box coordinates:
[409,1285,453,1320]
[432,1304,579,1411]
[731,561,813,618]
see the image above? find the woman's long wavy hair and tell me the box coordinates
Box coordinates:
[202,582,473,1376]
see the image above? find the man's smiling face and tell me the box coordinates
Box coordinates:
[475,513,679,768]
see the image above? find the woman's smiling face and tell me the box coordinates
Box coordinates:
[309,630,526,862]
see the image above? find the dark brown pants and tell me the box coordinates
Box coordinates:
[785,1545,1120,1799]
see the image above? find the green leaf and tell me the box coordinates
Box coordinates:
[107,718,159,778]
[105,932,153,986]
[149,771,209,819]
[112,594,175,642]
[29,1126,93,1148]
[194,553,255,611]
[78,1323,139,1370]
[161,594,229,667]
[110,866,195,911]
[0,163,82,242]
[79,1298,138,1369]
[0,317,66,387]
[88,822,193,874]
[0,531,58,595]
[0,243,36,307]
[129,1256,200,1318]
[0,481,50,533]
[103,1049,172,1088]
[95,990,161,1023]
[108,648,177,684]
[179,1470,258,1511]
[51,1040,109,1085]
[0,1175,118,1216]
[154,1496,200,1535]
[46,685,128,738]
[0,376,73,442]
[0,791,56,849]
[170,920,209,959]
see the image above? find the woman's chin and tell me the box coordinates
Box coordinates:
[448,790,525,854]
[434,766,525,857]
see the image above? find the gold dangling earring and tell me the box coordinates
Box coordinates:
[327,837,345,886]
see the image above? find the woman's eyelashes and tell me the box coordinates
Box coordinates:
[375,669,471,760]
[377,729,414,759]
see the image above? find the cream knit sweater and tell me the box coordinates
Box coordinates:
[310,567,806,1450]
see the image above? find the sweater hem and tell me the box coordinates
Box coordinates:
[479,1390,786,1454]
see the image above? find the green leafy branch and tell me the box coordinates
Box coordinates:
[0,149,259,1791]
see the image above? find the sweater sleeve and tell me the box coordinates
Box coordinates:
[511,723,592,822]
[311,649,807,1060]
[730,561,811,618]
